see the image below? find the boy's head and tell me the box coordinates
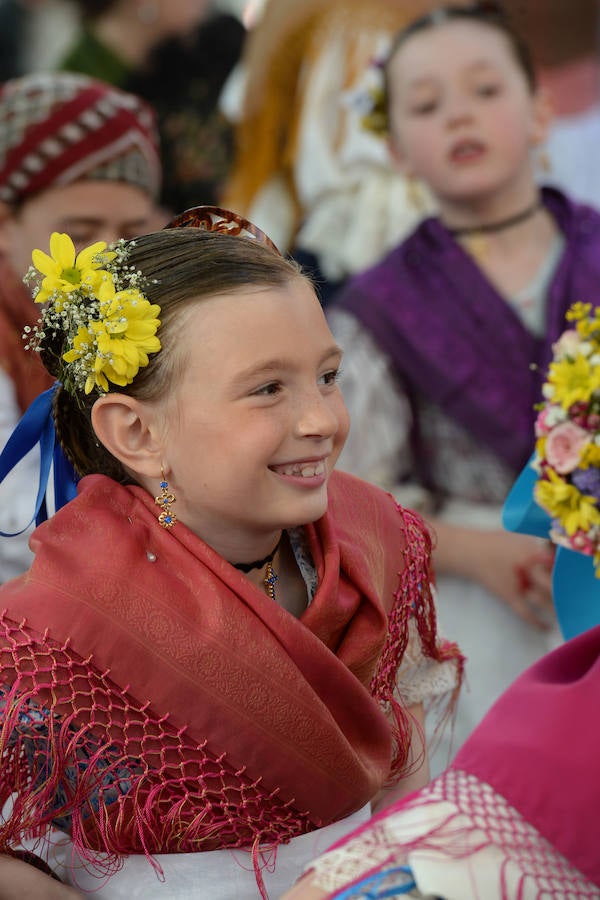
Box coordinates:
[0,72,163,278]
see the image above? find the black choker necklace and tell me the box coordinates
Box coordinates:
[232,538,281,573]
[446,199,542,238]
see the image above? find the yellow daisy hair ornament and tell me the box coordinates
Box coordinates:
[24,233,161,397]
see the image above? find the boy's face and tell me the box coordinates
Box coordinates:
[0,180,163,281]
[141,278,350,558]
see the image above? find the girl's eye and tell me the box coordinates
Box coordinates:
[252,382,282,396]
[410,100,438,116]
[318,369,341,386]
[476,83,501,98]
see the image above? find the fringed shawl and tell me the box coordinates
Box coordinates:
[307,627,600,897]
[0,470,460,878]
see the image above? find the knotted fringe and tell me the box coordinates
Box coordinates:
[310,769,599,898]
[0,613,312,895]
[370,503,464,781]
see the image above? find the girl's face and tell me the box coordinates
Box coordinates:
[387,20,548,207]
[156,278,350,557]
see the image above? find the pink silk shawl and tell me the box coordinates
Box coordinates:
[0,470,460,867]
[453,624,600,887]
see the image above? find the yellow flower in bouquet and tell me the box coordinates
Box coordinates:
[534,302,600,572]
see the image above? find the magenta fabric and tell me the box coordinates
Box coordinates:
[332,187,600,475]
[453,625,600,887]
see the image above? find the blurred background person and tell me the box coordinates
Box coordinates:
[57,0,245,212]
[223,0,600,305]
[326,2,597,771]
[222,0,445,304]
[0,70,162,581]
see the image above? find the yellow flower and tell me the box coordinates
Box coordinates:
[535,468,600,536]
[547,354,600,410]
[578,442,600,470]
[566,302,592,324]
[31,232,115,304]
[62,288,161,394]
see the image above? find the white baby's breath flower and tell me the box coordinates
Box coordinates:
[545,405,568,426]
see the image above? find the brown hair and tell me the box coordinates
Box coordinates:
[48,228,304,482]
[384,2,537,127]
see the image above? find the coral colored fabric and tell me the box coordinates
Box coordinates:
[453,625,600,887]
[0,470,458,857]
[0,260,54,412]
[332,187,600,475]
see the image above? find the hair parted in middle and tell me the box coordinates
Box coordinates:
[381,2,537,132]
[50,225,306,483]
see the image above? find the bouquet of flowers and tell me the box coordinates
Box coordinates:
[533,302,600,575]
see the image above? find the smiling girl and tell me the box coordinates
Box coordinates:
[328,1,600,767]
[0,208,461,898]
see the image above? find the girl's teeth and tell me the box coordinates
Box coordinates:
[278,462,325,477]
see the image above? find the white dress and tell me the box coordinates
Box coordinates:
[328,242,565,775]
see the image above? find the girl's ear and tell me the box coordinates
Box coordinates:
[531,87,554,147]
[91,393,164,479]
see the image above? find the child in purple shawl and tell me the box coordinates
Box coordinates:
[328,3,600,764]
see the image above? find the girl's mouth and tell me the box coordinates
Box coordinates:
[270,460,326,478]
[449,139,486,163]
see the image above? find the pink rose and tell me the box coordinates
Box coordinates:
[535,407,553,436]
[545,422,589,474]
[570,530,596,555]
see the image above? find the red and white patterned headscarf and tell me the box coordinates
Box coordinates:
[0,72,161,205]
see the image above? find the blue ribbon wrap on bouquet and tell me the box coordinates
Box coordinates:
[502,454,600,640]
[0,384,79,535]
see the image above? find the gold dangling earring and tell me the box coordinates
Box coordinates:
[406,175,425,212]
[537,147,552,174]
[155,467,177,529]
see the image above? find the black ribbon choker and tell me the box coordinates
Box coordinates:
[446,198,542,238]
[232,538,281,573]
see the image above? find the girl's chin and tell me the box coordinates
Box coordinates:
[277,490,329,528]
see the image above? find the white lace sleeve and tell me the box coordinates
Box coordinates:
[329,309,413,486]
[395,614,460,708]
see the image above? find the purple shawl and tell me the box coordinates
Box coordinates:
[332,187,600,474]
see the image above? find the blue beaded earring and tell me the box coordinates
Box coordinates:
[155,467,177,529]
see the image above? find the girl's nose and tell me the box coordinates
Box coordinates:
[445,92,474,127]
[295,388,339,439]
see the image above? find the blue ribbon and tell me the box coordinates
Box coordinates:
[503,454,600,640]
[0,385,78,535]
